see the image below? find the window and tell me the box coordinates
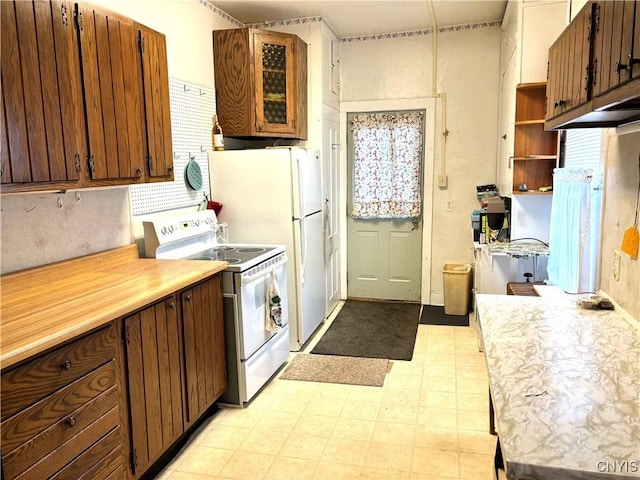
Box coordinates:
[349,111,424,219]
[547,129,603,293]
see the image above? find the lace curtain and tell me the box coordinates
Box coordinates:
[351,111,423,219]
[547,168,603,293]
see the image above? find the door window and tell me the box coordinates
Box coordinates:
[350,111,424,219]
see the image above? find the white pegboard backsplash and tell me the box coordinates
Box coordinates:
[129,78,214,215]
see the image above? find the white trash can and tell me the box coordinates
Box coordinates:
[443,263,472,315]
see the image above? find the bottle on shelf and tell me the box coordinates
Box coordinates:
[212,114,224,151]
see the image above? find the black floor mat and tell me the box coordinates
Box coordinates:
[419,304,469,327]
[311,300,420,361]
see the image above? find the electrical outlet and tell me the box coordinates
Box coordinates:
[613,250,621,281]
[438,174,448,188]
[445,200,453,212]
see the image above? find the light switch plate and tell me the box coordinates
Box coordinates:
[437,174,448,188]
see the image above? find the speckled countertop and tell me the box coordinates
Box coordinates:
[476,294,640,480]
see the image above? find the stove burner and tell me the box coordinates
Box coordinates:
[235,247,266,253]
[213,246,233,251]
[226,258,242,264]
[189,255,215,261]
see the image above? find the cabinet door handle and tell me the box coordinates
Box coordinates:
[61,360,72,371]
[185,295,192,303]
[135,166,143,177]
[65,416,77,428]
[168,301,176,310]
[554,100,566,109]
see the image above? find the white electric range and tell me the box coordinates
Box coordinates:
[143,210,289,407]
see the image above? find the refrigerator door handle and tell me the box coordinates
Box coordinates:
[296,156,305,219]
[300,219,307,285]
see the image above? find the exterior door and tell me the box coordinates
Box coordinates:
[323,106,341,315]
[346,110,424,302]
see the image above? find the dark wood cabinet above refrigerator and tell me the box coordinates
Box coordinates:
[213,27,308,140]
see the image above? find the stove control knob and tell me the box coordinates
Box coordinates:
[161,227,167,235]
[194,219,200,227]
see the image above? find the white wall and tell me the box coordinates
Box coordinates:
[599,130,640,320]
[339,26,501,303]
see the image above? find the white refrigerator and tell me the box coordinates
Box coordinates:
[208,147,326,351]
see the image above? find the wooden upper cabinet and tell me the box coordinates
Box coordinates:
[137,24,174,181]
[213,28,308,140]
[1,0,85,189]
[592,1,636,97]
[546,2,594,121]
[546,0,640,129]
[1,0,173,193]
[77,3,144,183]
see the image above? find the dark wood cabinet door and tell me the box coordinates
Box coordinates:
[592,0,635,96]
[254,32,296,136]
[546,2,594,120]
[632,0,640,79]
[0,0,83,188]
[124,296,183,475]
[137,24,174,180]
[77,3,144,183]
[181,275,226,425]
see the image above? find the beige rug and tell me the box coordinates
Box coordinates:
[280,354,389,387]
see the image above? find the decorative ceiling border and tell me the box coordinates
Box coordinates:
[341,19,502,42]
[199,0,244,27]
[199,1,501,43]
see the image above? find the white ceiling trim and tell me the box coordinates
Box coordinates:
[199,0,244,27]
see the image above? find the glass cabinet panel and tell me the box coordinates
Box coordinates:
[261,43,287,125]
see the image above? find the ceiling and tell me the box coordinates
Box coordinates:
[208,0,508,38]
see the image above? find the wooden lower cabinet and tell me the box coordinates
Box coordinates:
[181,275,226,426]
[0,274,225,480]
[0,324,126,480]
[123,274,226,477]
[123,295,184,476]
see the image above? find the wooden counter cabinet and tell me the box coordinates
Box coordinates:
[123,295,183,476]
[122,274,226,477]
[181,275,226,426]
[0,323,126,480]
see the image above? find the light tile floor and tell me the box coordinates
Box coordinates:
[155,305,497,480]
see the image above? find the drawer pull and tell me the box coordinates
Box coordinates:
[61,360,72,371]
[65,416,77,427]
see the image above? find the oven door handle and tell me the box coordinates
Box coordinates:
[241,258,288,285]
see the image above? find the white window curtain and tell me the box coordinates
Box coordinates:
[547,168,603,293]
[350,111,423,219]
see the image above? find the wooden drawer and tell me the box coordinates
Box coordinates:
[1,324,117,420]
[2,386,119,479]
[1,361,117,480]
[48,426,124,480]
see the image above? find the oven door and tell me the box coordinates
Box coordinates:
[234,254,288,360]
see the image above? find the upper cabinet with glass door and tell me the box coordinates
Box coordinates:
[213,28,307,140]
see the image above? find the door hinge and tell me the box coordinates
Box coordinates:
[123,322,130,345]
[74,154,81,173]
[147,155,153,174]
[130,448,137,471]
[138,32,144,54]
[87,156,95,178]
[60,3,69,27]
[74,6,83,31]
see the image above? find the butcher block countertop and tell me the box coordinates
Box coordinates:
[0,244,227,370]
